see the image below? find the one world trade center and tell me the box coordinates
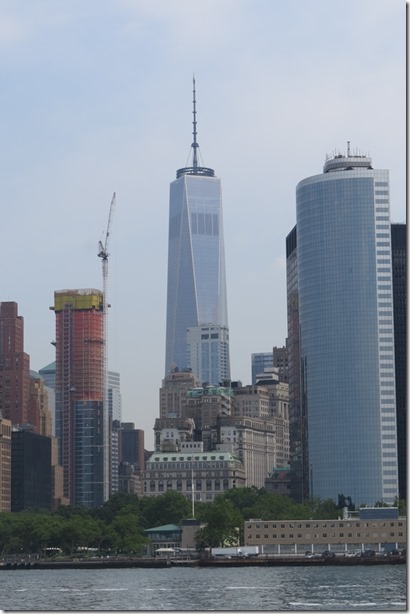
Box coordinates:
[164,79,230,385]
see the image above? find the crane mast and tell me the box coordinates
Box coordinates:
[98,192,116,501]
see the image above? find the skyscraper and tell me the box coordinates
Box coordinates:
[164,78,229,384]
[51,289,108,507]
[295,146,398,506]
[391,223,406,500]
[285,225,308,503]
[0,302,30,426]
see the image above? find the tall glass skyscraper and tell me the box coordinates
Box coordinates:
[296,146,398,506]
[165,79,229,383]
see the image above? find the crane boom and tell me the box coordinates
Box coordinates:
[98,192,116,263]
[98,191,116,502]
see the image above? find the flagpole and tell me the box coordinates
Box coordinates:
[191,455,195,518]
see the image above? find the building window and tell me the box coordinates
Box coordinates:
[176,480,182,491]
[149,481,155,492]
[158,481,164,492]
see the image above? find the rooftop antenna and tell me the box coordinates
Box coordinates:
[192,75,198,169]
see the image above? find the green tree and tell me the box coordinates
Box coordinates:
[139,491,191,528]
[111,513,148,554]
[92,492,140,523]
[195,498,242,551]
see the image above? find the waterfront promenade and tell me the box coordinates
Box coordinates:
[1,553,405,570]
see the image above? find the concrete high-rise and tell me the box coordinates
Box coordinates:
[295,146,398,506]
[164,79,229,384]
[0,302,30,426]
[51,289,108,507]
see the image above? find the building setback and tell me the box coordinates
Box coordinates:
[164,79,230,384]
[51,289,108,507]
[295,146,398,505]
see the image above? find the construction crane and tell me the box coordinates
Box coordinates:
[98,191,116,297]
[98,191,116,501]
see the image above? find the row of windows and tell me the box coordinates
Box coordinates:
[145,478,231,492]
[249,532,403,540]
[248,521,403,529]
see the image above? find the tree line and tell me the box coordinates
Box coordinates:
[0,488,405,557]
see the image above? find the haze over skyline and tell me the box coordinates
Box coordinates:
[0,0,405,448]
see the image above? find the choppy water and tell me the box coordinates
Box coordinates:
[0,564,406,611]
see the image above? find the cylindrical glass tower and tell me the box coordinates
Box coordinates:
[296,149,398,505]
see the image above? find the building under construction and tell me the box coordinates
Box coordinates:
[51,289,108,507]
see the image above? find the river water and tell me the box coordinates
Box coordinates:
[0,565,406,611]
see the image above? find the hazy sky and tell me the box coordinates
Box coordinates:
[1,0,405,449]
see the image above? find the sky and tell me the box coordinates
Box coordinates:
[0,0,406,449]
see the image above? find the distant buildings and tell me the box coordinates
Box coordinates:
[164,79,230,385]
[290,146,399,505]
[0,303,65,512]
[251,347,288,386]
[148,369,289,499]
[251,353,273,386]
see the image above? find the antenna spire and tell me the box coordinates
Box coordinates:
[192,75,198,169]
[175,76,215,179]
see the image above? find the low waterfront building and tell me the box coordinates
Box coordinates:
[244,507,406,554]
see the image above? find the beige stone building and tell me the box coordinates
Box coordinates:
[159,369,200,420]
[29,372,52,437]
[143,441,245,503]
[51,437,68,509]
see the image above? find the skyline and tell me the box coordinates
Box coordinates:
[0,1,405,448]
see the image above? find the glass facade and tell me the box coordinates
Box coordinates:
[165,173,229,380]
[296,154,398,505]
